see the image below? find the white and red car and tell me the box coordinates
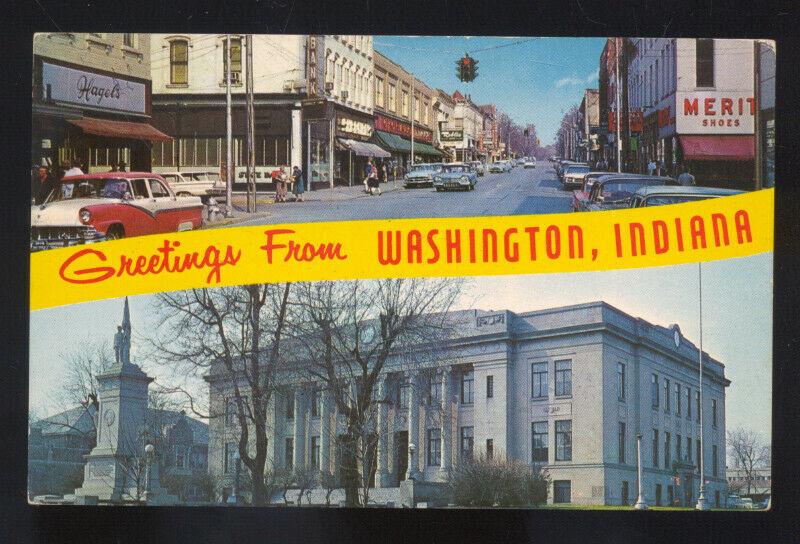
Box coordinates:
[31,172,203,251]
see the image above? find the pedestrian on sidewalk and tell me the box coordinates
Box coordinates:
[381,161,388,183]
[367,161,381,195]
[292,165,306,202]
[677,164,696,186]
[363,159,373,193]
[647,158,657,176]
[274,167,288,202]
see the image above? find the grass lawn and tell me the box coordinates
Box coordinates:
[545,504,735,511]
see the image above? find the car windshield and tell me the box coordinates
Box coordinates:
[643,194,714,206]
[442,165,468,173]
[597,180,653,202]
[190,172,220,181]
[410,165,437,173]
[47,178,130,202]
[566,165,590,174]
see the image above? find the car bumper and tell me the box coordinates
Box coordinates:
[404,178,432,186]
[434,180,472,189]
[563,178,583,189]
[30,227,106,251]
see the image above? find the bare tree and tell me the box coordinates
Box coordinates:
[727,427,770,496]
[289,278,463,506]
[150,284,292,506]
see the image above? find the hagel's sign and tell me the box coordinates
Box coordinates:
[42,62,146,115]
[374,114,432,143]
[676,91,755,134]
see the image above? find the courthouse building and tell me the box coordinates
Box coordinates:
[206,302,729,507]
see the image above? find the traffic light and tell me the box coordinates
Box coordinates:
[456,54,479,82]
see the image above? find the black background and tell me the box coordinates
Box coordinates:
[2,0,799,542]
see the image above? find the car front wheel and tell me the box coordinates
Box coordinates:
[105,224,125,240]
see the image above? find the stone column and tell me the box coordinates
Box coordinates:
[439,366,452,481]
[293,386,306,471]
[406,372,421,480]
[319,388,331,476]
[291,105,303,171]
[376,376,391,487]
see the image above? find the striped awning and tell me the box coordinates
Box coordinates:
[337,138,391,158]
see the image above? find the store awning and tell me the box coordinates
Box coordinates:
[337,138,391,158]
[67,117,172,142]
[373,130,411,153]
[412,141,443,157]
[679,135,754,161]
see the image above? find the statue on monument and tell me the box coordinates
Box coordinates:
[112,297,133,366]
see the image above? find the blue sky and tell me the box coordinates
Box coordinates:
[30,253,772,443]
[377,36,607,146]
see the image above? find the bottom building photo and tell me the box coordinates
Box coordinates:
[28,254,772,509]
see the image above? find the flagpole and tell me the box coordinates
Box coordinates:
[695,262,710,510]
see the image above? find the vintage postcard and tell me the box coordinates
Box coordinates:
[28,35,774,510]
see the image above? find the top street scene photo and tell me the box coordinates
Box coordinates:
[30,35,775,250]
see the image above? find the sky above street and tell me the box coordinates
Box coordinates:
[377,36,607,146]
[30,253,772,444]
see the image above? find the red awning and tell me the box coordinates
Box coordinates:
[679,135,754,161]
[67,117,172,142]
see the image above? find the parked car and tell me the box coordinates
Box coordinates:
[31,172,204,251]
[571,171,615,211]
[727,495,755,509]
[580,175,678,211]
[159,170,220,203]
[523,158,537,169]
[628,185,745,207]
[432,163,478,191]
[555,159,575,181]
[404,163,443,188]
[562,164,591,189]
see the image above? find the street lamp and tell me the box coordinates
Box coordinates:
[408,443,416,481]
[634,433,647,509]
[143,442,155,503]
[228,450,242,504]
[695,262,711,510]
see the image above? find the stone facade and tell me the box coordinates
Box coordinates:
[206,301,729,507]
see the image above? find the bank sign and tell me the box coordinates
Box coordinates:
[675,91,755,134]
[42,62,146,115]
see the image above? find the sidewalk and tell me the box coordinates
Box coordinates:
[207,179,404,227]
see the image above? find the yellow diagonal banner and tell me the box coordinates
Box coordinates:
[30,189,774,311]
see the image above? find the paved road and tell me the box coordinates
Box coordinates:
[233,163,572,227]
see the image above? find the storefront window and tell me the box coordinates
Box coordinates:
[308,119,330,185]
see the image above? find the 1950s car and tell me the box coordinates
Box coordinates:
[432,163,478,191]
[404,163,443,188]
[580,175,678,212]
[158,170,220,203]
[31,172,204,251]
[628,185,744,207]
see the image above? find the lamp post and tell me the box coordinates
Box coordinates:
[408,443,417,481]
[695,262,711,510]
[143,443,155,504]
[228,451,242,504]
[634,433,647,509]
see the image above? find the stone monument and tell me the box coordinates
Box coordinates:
[74,297,177,505]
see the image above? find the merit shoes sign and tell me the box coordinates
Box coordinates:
[42,62,146,115]
[676,91,755,134]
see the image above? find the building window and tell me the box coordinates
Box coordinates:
[123,33,135,48]
[285,438,294,470]
[225,397,236,426]
[486,375,494,398]
[676,434,682,462]
[311,388,320,418]
[553,480,571,503]
[617,362,626,400]
[712,445,718,477]
[695,391,701,422]
[655,484,662,506]
[696,39,715,87]
[652,429,659,467]
[712,399,718,428]
[618,422,626,464]
[224,442,236,474]
[715,490,720,508]
[531,421,548,463]
[428,428,441,466]
[554,360,572,397]
[428,375,441,406]
[687,436,692,462]
[555,420,572,461]
[460,426,474,461]
[461,369,474,404]
[675,383,682,416]
[531,362,548,399]
[686,387,692,420]
[388,83,396,111]
[486,439,494,460]
[401,91,409,117]
[651,374,659,409]
[223,37,242,82]
[398,379,410,409]
[621,481,629,505]
[375,76,384,108]
[286,390,294,420]
[667,484,674,505]
[170,40,189,85]
[664,432,671,469]
[311,436,320,468]
[663,379,670,413]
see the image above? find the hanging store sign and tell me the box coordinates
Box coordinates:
[675,91,755,134]
[374,114,432,143]
[440,129,464,142]
[42,62,146,115]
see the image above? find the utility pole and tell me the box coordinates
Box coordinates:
[615,37,622,173]
[225,35,233,218]
[245,34,255,213]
